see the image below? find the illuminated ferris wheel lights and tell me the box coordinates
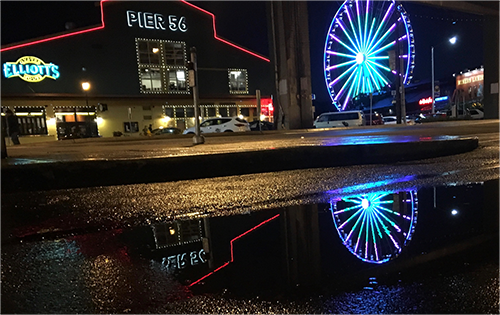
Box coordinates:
[355,53,365,64]
[324,0,414,111]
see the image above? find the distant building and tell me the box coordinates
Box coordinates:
[1,1,274,142]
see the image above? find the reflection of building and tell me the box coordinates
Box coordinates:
[1,1,273,144]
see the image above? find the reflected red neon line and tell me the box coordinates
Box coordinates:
[188,213,280,287]
[2,0,270,63]
[1,0,108,52]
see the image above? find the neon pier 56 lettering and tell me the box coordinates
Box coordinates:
[127,10,187,32]
[3,56,60,82]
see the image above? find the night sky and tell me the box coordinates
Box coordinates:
[1,1,487,107]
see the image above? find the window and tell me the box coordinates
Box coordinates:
[175,107,184,118]
[240,108,250,116]
[186,107,194,117]
[124,121,139,133]
[207,107,216,117]
[219,107,228,117]
[166,69,187,92]
[152,220,203,249]
[138,40,161,65]
[136,38,188,94]
[140,68,162,92]
[14,107,48,135]
[164,107,174,117]
[165,42,185,66]
[228,69,248,94]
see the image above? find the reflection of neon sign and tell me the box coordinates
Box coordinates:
[3,56,60,82]
[419,97,433,106]
[127,10,187,32]
[161,249,206,270]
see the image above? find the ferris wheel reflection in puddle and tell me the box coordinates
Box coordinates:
[330,189,418,264]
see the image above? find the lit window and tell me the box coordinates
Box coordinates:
[140,68,162,92]
[167,69,187,92]
[136,39,188,94]
[228,69,248,94]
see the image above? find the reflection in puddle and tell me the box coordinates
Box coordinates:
[330,190,418,264]
[1,179,498,314]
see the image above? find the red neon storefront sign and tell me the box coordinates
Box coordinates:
[419,97,433,106]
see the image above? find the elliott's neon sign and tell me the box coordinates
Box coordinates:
[127,10,187,32]
[3,56,60,82]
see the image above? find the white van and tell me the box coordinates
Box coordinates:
[313,111,365,128]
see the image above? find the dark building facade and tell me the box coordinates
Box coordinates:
[1,1,274,142]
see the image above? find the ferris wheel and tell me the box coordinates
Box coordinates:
[324,0,415,111]
[330,190,418,264]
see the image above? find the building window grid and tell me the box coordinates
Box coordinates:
[136,38,190,95]
[12,106,48,135]
[228,68,249,94]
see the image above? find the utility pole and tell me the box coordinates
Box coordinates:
[394,1,406,124]
[188,47,204,145]
[256,89,262,132]
[0,111,7,159]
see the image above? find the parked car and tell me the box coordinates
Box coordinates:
[469,108,484,119]
[383,116,415,125]
[365,113,384,125]
[182,117,250,134]
[314,110,365,128]
[152,127,181,135]
[249,120,274,131]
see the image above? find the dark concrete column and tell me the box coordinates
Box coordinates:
[483,9,499,119]
[0,115,7,159]
[269,1,314,130]
[281,204,321,288]
[483,179,499,234]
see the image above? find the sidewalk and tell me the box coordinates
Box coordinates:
[1,127,479,193]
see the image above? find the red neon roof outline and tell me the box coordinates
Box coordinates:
[189,213,280,287]
[1,0,271,63]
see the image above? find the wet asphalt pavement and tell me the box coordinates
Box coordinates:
[1,120,499,314]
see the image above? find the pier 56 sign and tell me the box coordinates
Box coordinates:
[127,10,187,32]
[3,56,60,82]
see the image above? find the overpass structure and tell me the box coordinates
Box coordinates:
[416,1,499,119]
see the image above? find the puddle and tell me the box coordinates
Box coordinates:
[1,179,498,313]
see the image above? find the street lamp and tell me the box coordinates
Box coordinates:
[82,81,91,107]
[431,36,457,114]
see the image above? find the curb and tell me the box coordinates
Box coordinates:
[1,137,478,193]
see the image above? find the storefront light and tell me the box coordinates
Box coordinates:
[238,114,244,119]
[162,115,171,123]
[47,117,56,125]
[96,117,103,124]
[260,114,266,121]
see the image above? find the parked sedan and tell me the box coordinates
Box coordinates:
[182,117,250,134]
[249,120,274,131]
[383,116,415,125]
[152,127,181,135]
[469,108,484,119]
